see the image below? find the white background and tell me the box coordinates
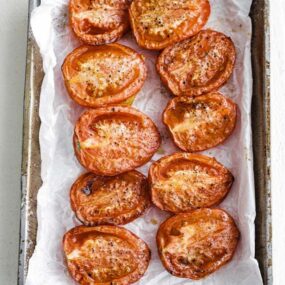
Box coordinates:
[0,0,282,284]
[0,0,28,284]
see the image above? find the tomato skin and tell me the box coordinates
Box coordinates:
[70,171,151,225]
[157,29,236,96]
[63,225,151,285]
[129,0,210,50]
[62,44,147,108]
[74,106,161,176]
[163,93,237,152]
[156,208,240,280]
[149,153,234,213]
[69,0,131,45]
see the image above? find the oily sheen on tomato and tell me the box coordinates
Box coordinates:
[69,0,131,45]
[74,106,161,176]
[149,153,233,213]
[129,0,210,50]
[63,226,150,285]
[157,208,240,280]
[157,29,236,96]
[70,171,150,225]
[62,44,147,108]
[163,93,237,152]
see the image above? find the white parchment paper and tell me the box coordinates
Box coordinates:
[27,0,263,284]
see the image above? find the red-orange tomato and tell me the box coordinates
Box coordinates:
[63,225,151,285]
[69,0,131,45]
[157,208,240,280]
[149,153,234,213]
[70,171,150,225]
[163,93,237,152]
[129,0,210,50]
[157,29,236,96]
[62,44,147,108]
[74,106,161,176]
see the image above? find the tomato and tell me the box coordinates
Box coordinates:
[149,153,233,213]
[163,93,237,152]
[70,171,150,225]
[157,29,236,96]
[129,0,210,50]
[63,225,151,285]
[157,208,239,280]
[74,106,161,176]
[69,0,131,45]
[62,44,147,108]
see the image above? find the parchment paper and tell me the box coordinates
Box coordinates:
[27,0,263,284]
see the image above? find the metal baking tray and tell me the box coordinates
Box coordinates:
[18,0,272,284]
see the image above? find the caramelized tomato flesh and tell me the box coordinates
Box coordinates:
[149,153,233,213]
[70,0,131,45]
[63,225,150,284]
[157,29,236,96]
[70,171,150,225]
[163,93,237,152]
[74,106,161,176]
[62,44,147,108]
[157,208,239,280]
[129,0,210,50]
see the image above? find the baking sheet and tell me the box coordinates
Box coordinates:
[25,0,263,284]
[250,0,272,283]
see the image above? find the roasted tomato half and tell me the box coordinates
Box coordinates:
[129,0,210,50]
[149,153,233,213]
[62,44,147,108]
[157,208,240,280]
[69,0,131,45]
[70,171,151,225]
[163,93,237,152]
[157,29,236,96]
[74,106,161,176]
[63,225,151,285]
